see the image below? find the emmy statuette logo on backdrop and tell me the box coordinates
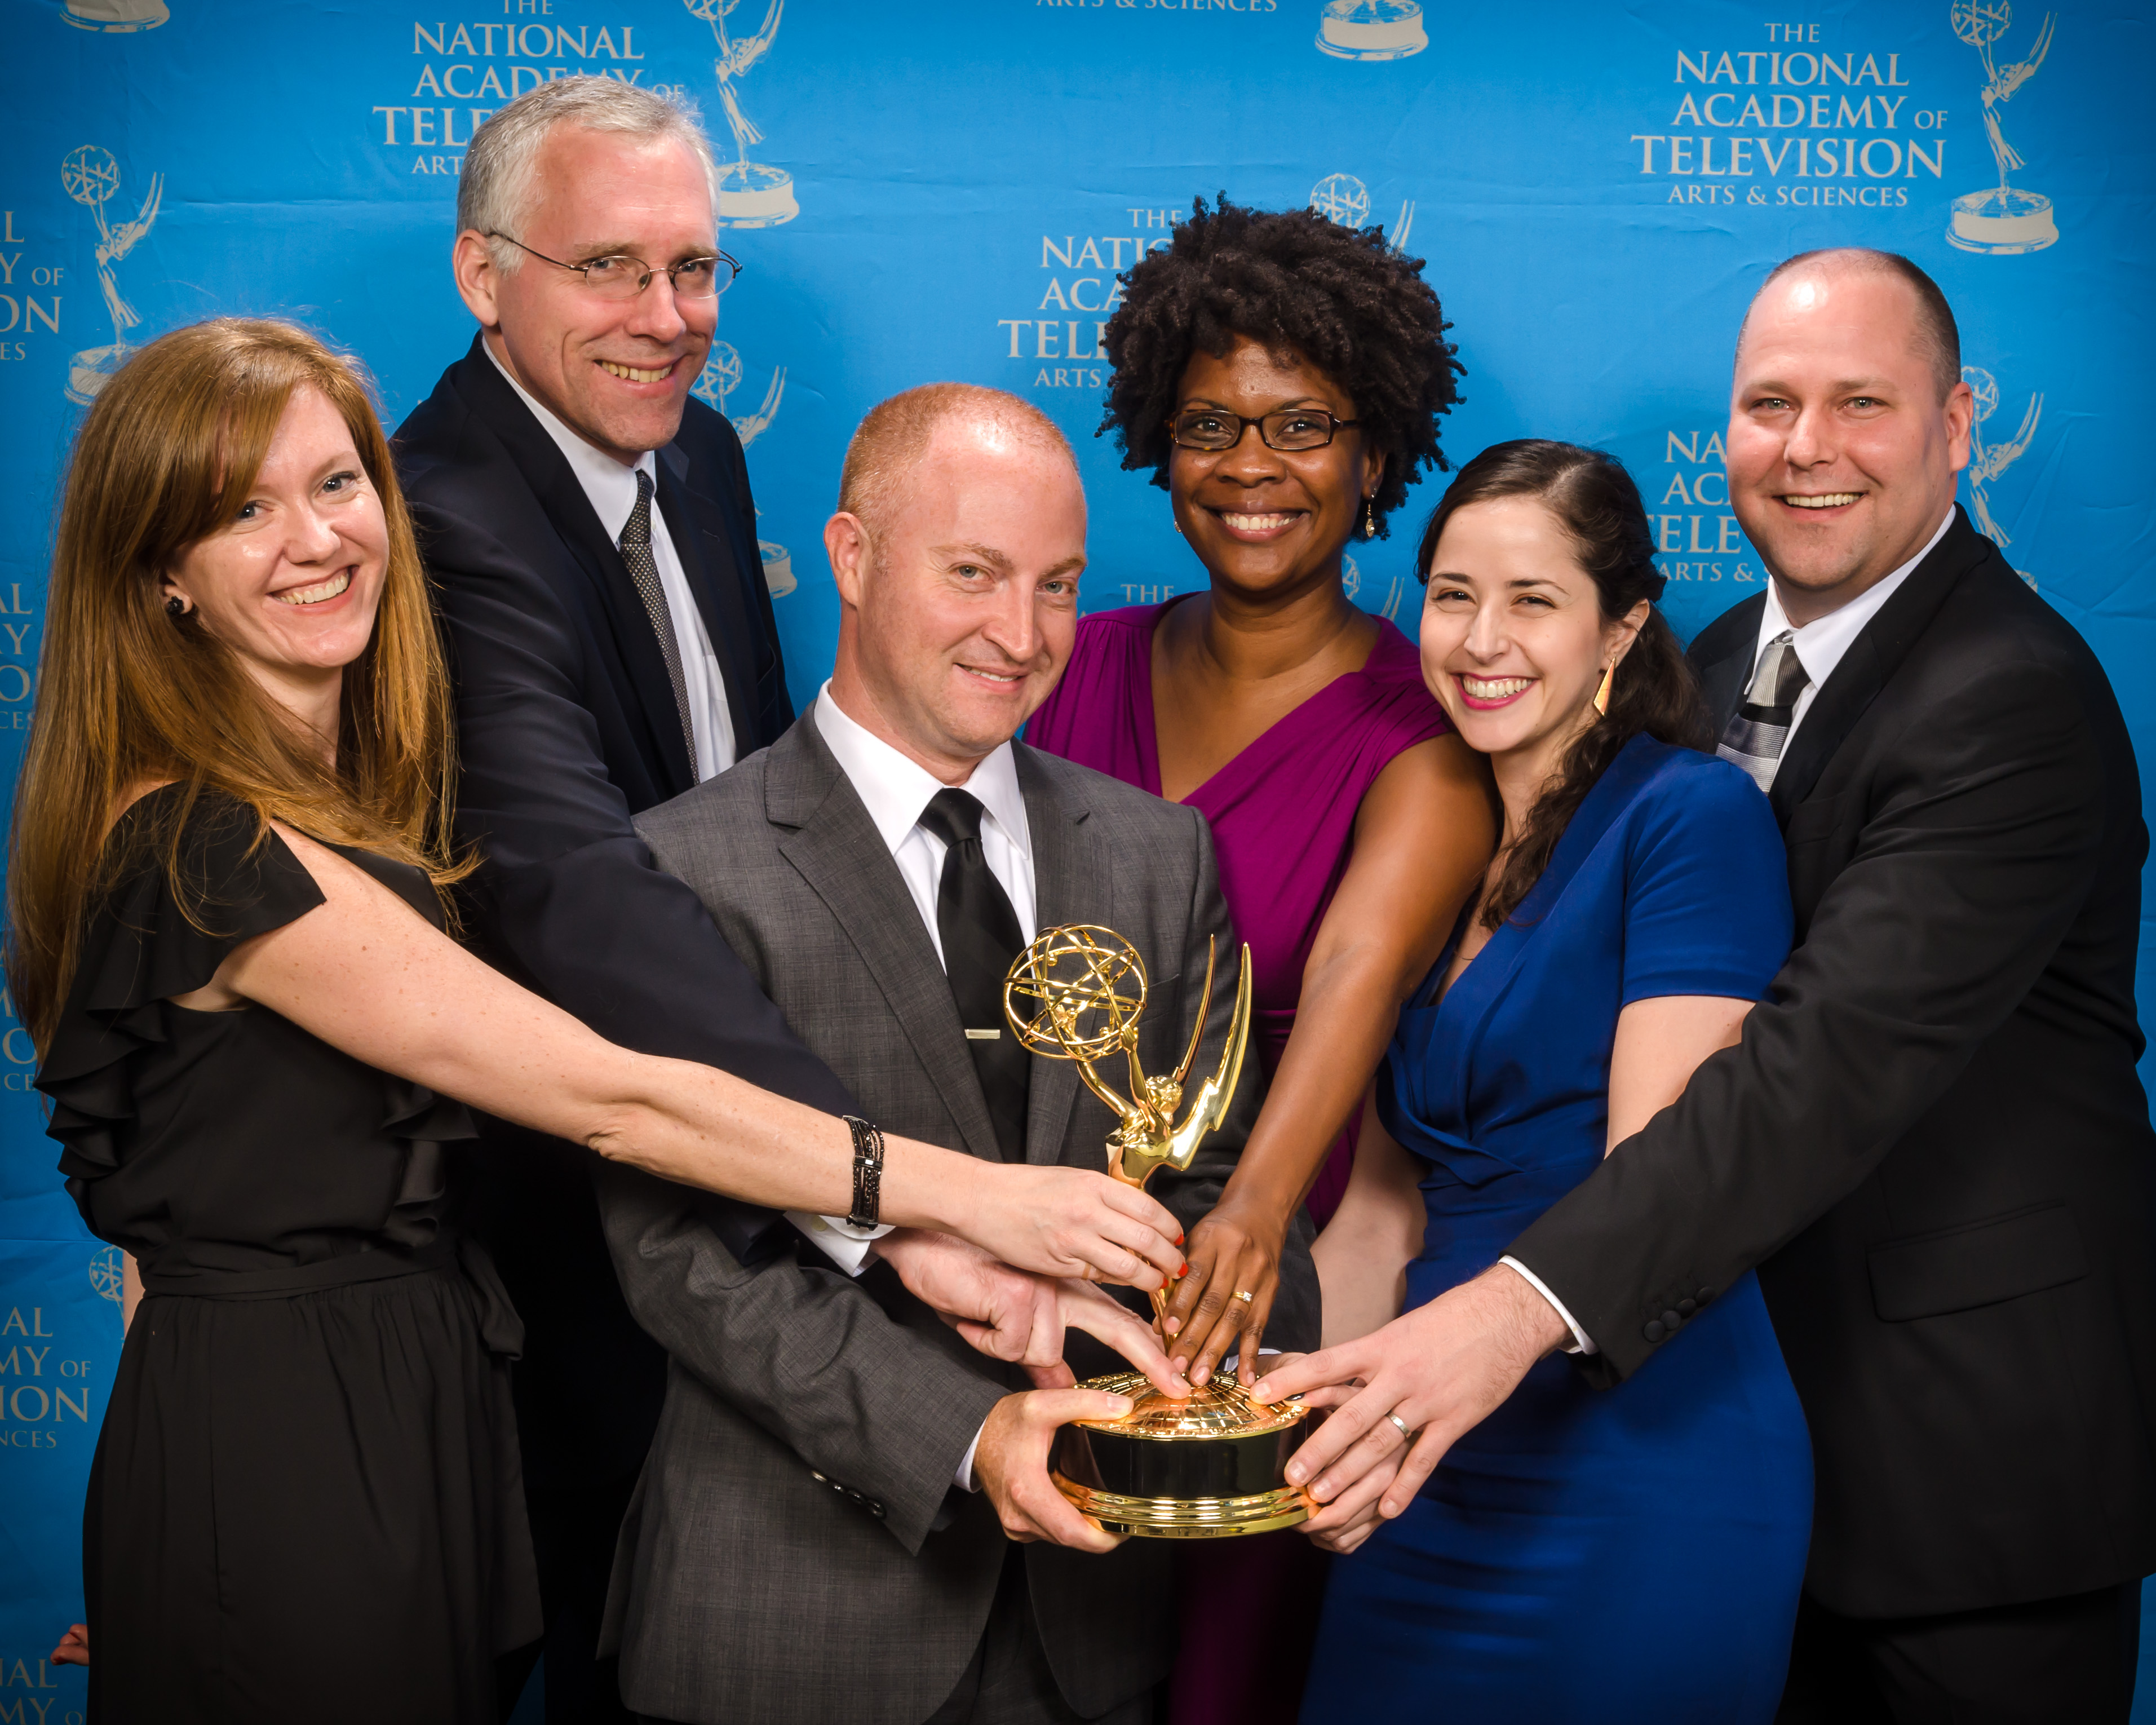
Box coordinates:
[1309,174,1417,258]
[60,145,162,405]
[62,0,168,32]
[1312,174,1416,623]
[1947,2,2058,253]
[693,342,795,594]
[1962,365,2044,589]
[1308,173,1371,229]
[88,1247,125,1329]
[685,0,799,229]
[1314,0,1426,61]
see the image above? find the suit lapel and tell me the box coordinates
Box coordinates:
[769,714,1004,1164]
[1019,747,1115,1169]
[656,444,762,755]
[458,339,696,793]
[1767,508,1990,825]
[1693,607,1764,733]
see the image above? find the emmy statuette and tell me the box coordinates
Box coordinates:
[1003,927,1312,1538]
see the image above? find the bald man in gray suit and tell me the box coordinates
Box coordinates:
[596,385,1319,1725]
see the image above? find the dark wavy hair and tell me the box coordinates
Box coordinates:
[1419,440,1714,930]
[1097,194,1462,537]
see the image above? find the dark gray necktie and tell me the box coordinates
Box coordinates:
[915,789,1031,1162]
[1716,630,1812,791]
[618,468,696,766]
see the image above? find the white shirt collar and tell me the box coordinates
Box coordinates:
[484,338,654,541]
[1757,507,1955,689]
[812,682,1031,865]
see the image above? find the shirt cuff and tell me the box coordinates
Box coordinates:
[1498,1255,1597,1356]
[956,1422,985,1492]
[787,1211,893,1277]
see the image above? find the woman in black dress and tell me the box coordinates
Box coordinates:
[11,320,1184,1723]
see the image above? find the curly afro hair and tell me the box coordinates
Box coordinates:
[1098,194,1463,539]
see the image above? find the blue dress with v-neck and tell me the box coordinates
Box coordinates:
[1302,736,1813,1723]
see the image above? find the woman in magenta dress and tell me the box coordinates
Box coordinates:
[1025,197,1495,1724]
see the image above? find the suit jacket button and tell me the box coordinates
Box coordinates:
[1661,1309,1683,1329]
[1695,1286,1714,1305]
[1678,1298,1697,1316]
[1644,1320,1666,1342]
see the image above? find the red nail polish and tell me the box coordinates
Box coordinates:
[1176,1263,1189,1279]
[1175,1232,1185,1246]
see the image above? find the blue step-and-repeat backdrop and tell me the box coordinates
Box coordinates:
[3,0,2151,1711]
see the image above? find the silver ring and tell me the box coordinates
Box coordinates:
[1232,1289,1256,1303]
[1387,1412,1413,1439]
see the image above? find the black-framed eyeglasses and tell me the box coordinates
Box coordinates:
[488,232,741,301]
[1167,406,1363,453]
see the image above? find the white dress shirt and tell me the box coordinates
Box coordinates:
[1748,507,1954,762]
[794,683,1039,1491]
[1503,508,1956,1357]
[484,342,736,779]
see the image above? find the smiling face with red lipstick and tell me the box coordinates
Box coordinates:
[1420,494,1648,821]
[1168,337,1383,607]
[453,124,718,467]
[1727,260,1973,627]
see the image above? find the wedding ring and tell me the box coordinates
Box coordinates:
[1233,1289,1256,1303]
[1387,1412,1413,1439]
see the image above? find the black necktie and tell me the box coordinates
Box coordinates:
[916,789,1031,1161]
[618,468,696,767]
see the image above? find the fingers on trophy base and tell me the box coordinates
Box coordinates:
[1047,1368,1312,1540]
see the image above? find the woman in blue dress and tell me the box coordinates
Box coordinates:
[1257,440,1812,1721]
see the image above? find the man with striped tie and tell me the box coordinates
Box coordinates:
[396,79,1175,1723]
[1278,247,2156,1722]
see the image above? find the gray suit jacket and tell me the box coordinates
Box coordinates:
[596,710,1318,1725]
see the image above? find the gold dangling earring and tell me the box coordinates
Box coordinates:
[1592,661,1615,715]
[1363,496,1376,539]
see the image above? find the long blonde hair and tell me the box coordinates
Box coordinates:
[7,317,470,1052]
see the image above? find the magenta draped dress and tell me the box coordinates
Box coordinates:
[1024,596,1450,1725]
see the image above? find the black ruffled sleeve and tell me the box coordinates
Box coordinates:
[35,789,327,1184]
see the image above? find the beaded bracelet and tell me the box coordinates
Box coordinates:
[844,1116,886,1231]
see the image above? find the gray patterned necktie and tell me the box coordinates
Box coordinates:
[618,467,696,766]
[1716,630,1812,791]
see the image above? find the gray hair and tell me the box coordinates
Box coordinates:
[457,76,720,271]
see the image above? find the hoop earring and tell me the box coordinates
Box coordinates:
[165,595,187,618]
[1592,661,1615,715]
[1363,497,1377,539]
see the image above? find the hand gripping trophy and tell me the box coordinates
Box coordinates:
[1947,1,2059,254]
[61,146,163,405]
[1003,926,1312,1537]
[691,341,795,594]
[683,0,799,228]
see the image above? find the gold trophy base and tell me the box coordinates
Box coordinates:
[1049,1371,1310,1540]
[1056,1479,1312,1539]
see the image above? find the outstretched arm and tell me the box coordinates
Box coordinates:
[1163,734,1492,1385]
[203,826,1187,1288]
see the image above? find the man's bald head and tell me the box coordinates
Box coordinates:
[823,384,1087,781]
[1739,248,1961,403]
[838,384,1076,550]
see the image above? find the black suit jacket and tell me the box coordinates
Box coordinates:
[393,336,856,1486]
[1510,509,2156,1617]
